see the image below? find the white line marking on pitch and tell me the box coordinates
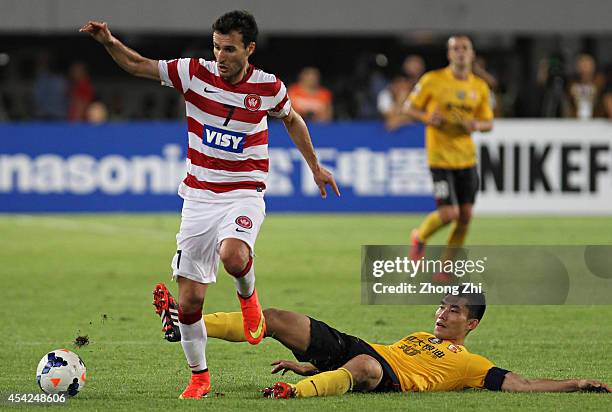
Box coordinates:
[8,215,173,241]
[17,341,168,346]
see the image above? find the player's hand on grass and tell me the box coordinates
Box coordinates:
[577,379,610,392]
[271,360,318,376]
[313,166,340,199]
[79,21,114,45]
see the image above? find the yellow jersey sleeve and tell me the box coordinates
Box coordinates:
[408,72,434,110]
[462,353,495,389]
[474,80,494,121]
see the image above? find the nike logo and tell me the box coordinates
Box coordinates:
[236,228,250,233]
[249,313,265,339]
[204,87,219,93]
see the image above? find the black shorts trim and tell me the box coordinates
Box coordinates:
[292,317,401,393]
[430,166,479,206]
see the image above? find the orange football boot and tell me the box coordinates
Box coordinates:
[432,271,454,283]
[237,288,266,345]
[409,229,426,261]
[179,371,211,399]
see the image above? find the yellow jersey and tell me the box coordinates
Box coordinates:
[369,332,494,392]
[408,67,493,169]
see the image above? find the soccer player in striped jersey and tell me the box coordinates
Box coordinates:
[80,10,339,399]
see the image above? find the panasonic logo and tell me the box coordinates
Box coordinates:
[0,144,185,195]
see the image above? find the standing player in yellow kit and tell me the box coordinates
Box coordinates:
[405,36,493,280]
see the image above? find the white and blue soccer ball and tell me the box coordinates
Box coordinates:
[36,349,87,396]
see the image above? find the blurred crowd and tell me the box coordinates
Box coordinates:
[3,53,112,123]
[1,40,611,124]
[537,53,611,119]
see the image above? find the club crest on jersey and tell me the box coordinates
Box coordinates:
[447,344,462,353]
[203,124,246,153]
[244,94,262,111]
[235,216,253,229]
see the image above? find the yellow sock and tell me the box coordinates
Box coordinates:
[417,211,445,242]
[294,368,353,398]
[203,312,245,342]
[447,221,469,247]
[439,222,469,262]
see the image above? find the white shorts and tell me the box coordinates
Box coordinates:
[170,197,265,284]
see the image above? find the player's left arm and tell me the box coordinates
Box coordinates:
[469,355,609,393]
[282,108,340,198]
[463,82,494,133]
[463,118,493,133]
[501,372,610,393]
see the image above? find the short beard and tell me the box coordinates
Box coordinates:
[221,65,246,83]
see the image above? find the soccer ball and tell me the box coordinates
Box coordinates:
[36,349,87,396]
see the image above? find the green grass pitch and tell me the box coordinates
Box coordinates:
[1,214,611,411]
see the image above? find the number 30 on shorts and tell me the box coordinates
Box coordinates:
[433,181,449,199]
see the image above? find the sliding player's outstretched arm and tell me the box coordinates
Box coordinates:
[501,372,610,393]
[79,21,159,80]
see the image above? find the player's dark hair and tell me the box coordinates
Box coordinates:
[212,10,258,48]
[447,34,473,49]
[446,292,486,321]
[461,292,486,321]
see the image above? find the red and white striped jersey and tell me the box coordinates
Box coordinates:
[158,58,291,202]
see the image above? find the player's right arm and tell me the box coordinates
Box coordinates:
[405,104,443,127]
[79,21,159,81]
[270,360,319,376]
[404,73,443,127]
[501,372,610,393]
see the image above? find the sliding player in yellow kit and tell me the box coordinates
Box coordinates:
[405,35,493,281]
[153,285,610,397]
